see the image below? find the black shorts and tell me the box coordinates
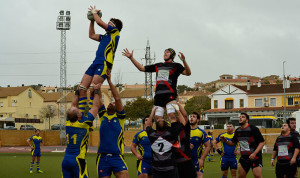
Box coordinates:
[154,94,177,107]
[297,158,300,167]
[152,169,178,178]
[276,162,297,178]
[239,157,263,173]
[176,160,197,178]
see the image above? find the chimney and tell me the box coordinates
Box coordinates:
[55,86,58,92]
[257,80,261,87]
[247,80,251,90]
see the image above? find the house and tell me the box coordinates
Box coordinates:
[178,90,210,107]
[0,86,44,129]
[205,81,300,128]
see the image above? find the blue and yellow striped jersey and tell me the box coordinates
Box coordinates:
[93,25,120,66]
[29,135,42,150]
[216,132,238,158]
[208,135,213,143]
[97,105,126,155]
[132,130,152,161]
[65,112,95,159]
[190,128,209,161]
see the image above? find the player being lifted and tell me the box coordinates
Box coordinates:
[122,48,191,123]
[61,83,102,178]
[79,5,123,112]
[27,129,43,174]
[96,72,129,178]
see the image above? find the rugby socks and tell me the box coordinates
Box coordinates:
[78,97,88,114]
[88,97,94,110]
[36,162,40,171]
[30,162,34,171]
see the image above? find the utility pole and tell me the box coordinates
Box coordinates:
[56,10,71,144]
[283,61,287,122]
[143,40,155,100]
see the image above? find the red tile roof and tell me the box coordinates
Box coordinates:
[205,106,300,113]
[233,83,300,94]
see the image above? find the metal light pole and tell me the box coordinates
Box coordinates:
[56,10,71,144]
[283,61,287,122]
[143,40,155,100]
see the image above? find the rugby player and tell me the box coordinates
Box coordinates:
[27,129,43,173]
[287,117,300,178]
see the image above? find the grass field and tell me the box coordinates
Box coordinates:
[0,153,277,178]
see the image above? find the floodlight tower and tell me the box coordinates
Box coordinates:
[56,10,70,135]
[143,40,155,100]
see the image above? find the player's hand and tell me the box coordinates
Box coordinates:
[178,52,185,62]
[249,153,256,160]
[122,48,133,59]
[271,159,274,167]
[290,158,296,165]
[93,83,101,90]
[197,158,204,169]
[190,143,194,150]
[221,152,224,157]
[106,70,111,81]
[88,5,99,14]
[234,150,239,155]
[137,154,143,160]
[219,136,226,142]
[171,104,179,111]
[31,146,34,150]
[152,106,158,112]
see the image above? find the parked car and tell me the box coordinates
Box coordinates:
[20,125,35,130]
[4,126,17,130]
[51,124,66,130]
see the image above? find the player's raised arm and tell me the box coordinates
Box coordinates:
[88,6,108,31]
[172,103,186,126]
[89,83,102,118]
[107,71,123,112]
[89,20,100,41]
[122,48,145,72]
[178,52,191,76]
[71,89,80,107]
[177,101,188,122]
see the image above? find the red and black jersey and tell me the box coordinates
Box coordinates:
[232,124,264,159]
[172,121,192,162]
[273,133,300,163]
[146,123,183,173]
[144,62,185,96]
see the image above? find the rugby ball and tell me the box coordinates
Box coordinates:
[87,11,102,21]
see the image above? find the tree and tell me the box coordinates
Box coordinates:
[263,79,270,84]
[124,97,153,121]
[184,96,211,116]
[39,105,57,130]
[177,85,194,94]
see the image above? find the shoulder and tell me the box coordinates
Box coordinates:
[219,132,226,137]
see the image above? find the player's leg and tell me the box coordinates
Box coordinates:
[221,157,229,178]
[76,158,89,178]
[62,157,75,178]
[166,100,177,123]
[229,157,237,178]
[36,155,43,173]
[251,157,262,178]
[30,156,35,173]
[197,169,204,178]
[112,155,129,178]
[137,160,149,178]
[237,163,248,178]
[80,63,95,91]
[97,154,113,178]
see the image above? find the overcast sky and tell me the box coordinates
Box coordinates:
[1,0,300,88]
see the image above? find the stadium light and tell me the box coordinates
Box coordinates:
[56,10,71,30]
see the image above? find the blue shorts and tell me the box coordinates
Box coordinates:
[85,63,109,79]
[193,159,204,173]
[31,149,41,157]
[221,157,238,171]
[97,154,128,177]
[137,159,152,176]
[62,156,88,178]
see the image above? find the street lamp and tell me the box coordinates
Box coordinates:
[283,61,287,122]
[56,10,70,145]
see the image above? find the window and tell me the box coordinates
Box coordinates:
[225,100,233,110]
[240,99,244,108]
[241,77,247,79]
[214,100,218,109]
[11,102,15,107]
[28,89,32,98]
[0,102,3,107]
[33,115,37,119]
[0,115,3,117]
[255,99,263,107]
[270,98,276,107]
[288,98,294,106]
